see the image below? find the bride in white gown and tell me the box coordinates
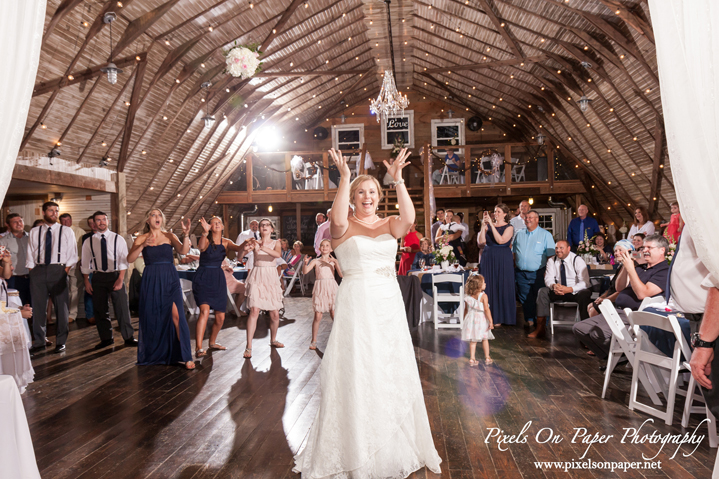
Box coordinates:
[293,148,442,478]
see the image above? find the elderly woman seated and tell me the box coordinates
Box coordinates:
[284,241,305,275]
[411,237,435,270]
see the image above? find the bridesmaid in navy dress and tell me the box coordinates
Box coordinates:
[478,204,516,326]
[193,216,254,357]
[127,209,195,370]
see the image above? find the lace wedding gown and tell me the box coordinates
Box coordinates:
[293,234,442,479]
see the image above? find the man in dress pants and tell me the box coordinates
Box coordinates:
[81,211,137,350]
[27,202,78,354]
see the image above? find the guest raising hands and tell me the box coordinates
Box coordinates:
[193,217,254,358]
[243,218,284,359]
[303,239,342,350]
[127,209,195,370]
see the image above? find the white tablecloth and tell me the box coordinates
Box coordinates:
[7,290,31,348]
[0,308,35,394]
[0,375,40,478]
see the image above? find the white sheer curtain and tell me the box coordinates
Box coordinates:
[0,1,46,205]
[649,0,719,287]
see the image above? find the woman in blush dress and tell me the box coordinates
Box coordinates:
[242,218,284,359]
[127,209,195,370]
[192,217,254,358]
[398,220,423,275]
[478,203,516,326]
[293,148,442,478]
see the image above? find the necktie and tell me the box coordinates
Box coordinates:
[665,232,682,302]
[254,231,259,240]
[44,227,53,265]
[101,234,108,271]
[579,219,585,243]
[560,260,567,286]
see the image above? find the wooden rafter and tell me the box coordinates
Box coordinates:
[112,0,182,58]
[57,78,102,145]
[118,59,148,172]
[424,55,546,74]
[476,0,524,58]
[42,0,86,45]
[259,0,306,53]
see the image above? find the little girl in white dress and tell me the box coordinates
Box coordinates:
[463,274,495,365]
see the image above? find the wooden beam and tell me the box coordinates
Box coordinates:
[12,164,116,193]
[58,78,102,145]
[259,0,306,53]
[112,0,182,58]
[43,0,86,45]
[117,59,148,172]
[33,52,147,97]
[255,69,371,78]
[424,55,546,74]
[476,0,524,58]
[647,117,664,218]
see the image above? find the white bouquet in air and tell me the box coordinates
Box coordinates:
[224,43,262,79]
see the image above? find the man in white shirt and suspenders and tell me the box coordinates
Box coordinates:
[26,202,78,354]
[81,211,137,350]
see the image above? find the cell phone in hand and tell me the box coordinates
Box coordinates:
[630,251,643,260]
[0,245,6,256]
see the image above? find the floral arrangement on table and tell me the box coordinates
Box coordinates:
[576,231,599,256]
[390,135,405,159]
[666,241,677,265]
[223,42,263,79]
[433,244,457,266]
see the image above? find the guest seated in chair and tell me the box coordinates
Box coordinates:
[573,234,669,361]
[411,238,435,270]
[587,240,634,318]
[593,234,613,263]
[445,148,461,174]
[533,241,591,338]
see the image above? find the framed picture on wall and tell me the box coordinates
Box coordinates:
[381,110,414,149]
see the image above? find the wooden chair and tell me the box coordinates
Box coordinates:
[549,301,580,335]
[597,301,662,406]
[431,273,464,329]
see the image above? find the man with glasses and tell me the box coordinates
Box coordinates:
[573,234,669,362]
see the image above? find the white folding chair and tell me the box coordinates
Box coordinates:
[431,273,464,329]
[283,255,305,297]
[638,295,666,312]
[226,286,241,316]
[549,301,580,335]
[626,310,687,425]
[180,278,199,317]
[511,164,526,182]
[597,301,662,406]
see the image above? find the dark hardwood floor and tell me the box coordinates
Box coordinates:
[24,299,715,478]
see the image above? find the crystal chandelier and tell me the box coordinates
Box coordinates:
[370,70,409,123]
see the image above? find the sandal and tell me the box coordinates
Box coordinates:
[243,348,252,359]
[469,359,478,365]
[587,350,596,356]
[485,358,494,364]
[309,342,317,350]
[209,343,227,351]
[270,340,285,348]
[184,361,196,370]
[196,349,206,358]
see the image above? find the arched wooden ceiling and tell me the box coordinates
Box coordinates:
[22,0,672,233]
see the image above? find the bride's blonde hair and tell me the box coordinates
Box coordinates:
[349,175,384,208]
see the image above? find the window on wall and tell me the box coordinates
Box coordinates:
[332,124,364,151]
[431,119,465,155]
[537,212,556,236]
[381,110,414,149]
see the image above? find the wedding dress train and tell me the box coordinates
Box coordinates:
[293,234,442,479]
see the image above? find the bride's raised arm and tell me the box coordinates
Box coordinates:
[328,148,351,239]
[385,148,415,238]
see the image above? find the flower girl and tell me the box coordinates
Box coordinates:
[463,275,494,364]
[303,239,342,350]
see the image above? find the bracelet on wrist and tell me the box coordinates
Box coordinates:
[390,178,405,186]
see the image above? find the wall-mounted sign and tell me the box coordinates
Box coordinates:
[381,110,414,149]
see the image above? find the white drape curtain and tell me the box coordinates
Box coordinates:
[0,1,46,205]
[649,0,719,287]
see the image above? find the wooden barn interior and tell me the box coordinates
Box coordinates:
[3,1,716,478]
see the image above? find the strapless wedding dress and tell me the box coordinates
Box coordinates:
[293,234,442,479]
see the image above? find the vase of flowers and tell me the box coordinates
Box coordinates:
[666,241,677,265]
[223,43,263,79]
[433,243,456,269]
[576,231,599,264]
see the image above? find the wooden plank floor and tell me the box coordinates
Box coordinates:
[23,298,715,478]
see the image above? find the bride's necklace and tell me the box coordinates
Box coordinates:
[353,212,379,225]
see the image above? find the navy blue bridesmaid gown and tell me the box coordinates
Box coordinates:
[137,244,192,365]
[192,242,227,312]
[479,224,517,325]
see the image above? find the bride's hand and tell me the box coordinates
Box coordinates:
[328,148,351,178]
[383,148,411,182]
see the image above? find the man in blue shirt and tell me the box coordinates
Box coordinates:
[567,204,600,252]
[512,210,556,336]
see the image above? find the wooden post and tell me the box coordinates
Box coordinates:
[548,142,555,191]
[296,202,301,242]
[246,153,253,202]
[322,152,329,201]
[504,144,512,191]
[116,172,127,236]
[359,144,367,176]
[222,204,229,227]
[423,142,431,238]
[464,146,471,193]
[285,152,292,199]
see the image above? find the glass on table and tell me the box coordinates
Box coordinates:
[418,258,425,270]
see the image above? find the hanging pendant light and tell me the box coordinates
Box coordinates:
[577,95,592,112]
[201,82,215,129]
[100,13,123,85]
[536,132,546,145]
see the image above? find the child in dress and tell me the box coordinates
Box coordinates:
[660,202,684,243]
[303,239,342,350]
[462,274,494,365]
